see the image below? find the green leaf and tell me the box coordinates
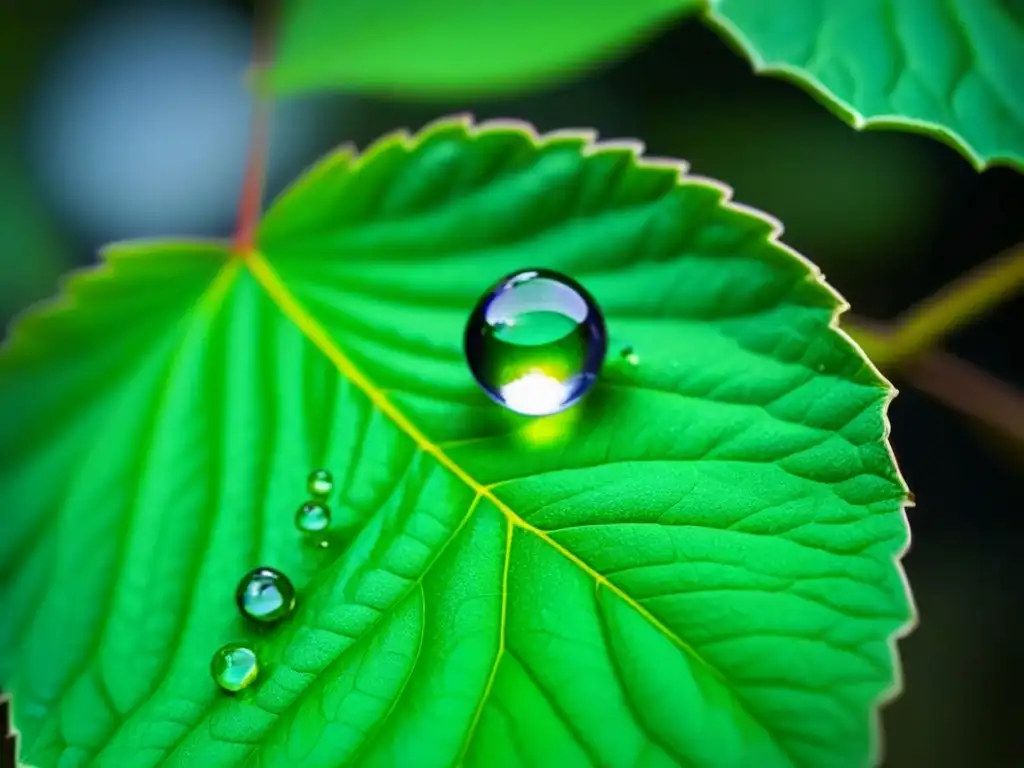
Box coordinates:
[270,0,701,97]
[705,0,1024,170]
[1,118,913,768]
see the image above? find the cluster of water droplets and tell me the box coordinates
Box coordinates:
[210,468,336,693]
[210,268,628,694]
[296,469,333,534]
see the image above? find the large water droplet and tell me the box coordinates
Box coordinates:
[235,567,296,624]
[295,500,331,533]
[307,469,333,499]
[211,642,258,692]
[464,269,607,416]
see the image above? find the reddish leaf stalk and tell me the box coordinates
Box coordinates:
[233,97,270,254]
[233,2,276,255]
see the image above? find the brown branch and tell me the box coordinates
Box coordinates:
[846,314,1024,443]
[898,348,1024,444]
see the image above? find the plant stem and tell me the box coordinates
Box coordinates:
[846,241,1024,365]
[233,97,270,255]
[845,305,1024,446]
[842,241,1024,444]
[899,349,1024,445]
[233,2,276,255]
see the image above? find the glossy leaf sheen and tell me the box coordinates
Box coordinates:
[707,0,1024,170]
[0,118,912,767]
[271,0,701,96]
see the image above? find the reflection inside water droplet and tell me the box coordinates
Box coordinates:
[211,643,258,692]
[464,268,607,416]
[307,468,333,498]
[296,500,331,533]
[235,567,296,624]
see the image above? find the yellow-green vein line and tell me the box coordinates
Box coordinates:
[457,516,513,764]
[243,249,732,694]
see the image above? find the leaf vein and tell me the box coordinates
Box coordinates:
[503,648,599,768]
[243,249,803,763]
[455,517,512,761]
[593,592,688,768]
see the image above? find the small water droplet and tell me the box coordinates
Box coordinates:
[296,500,331,533]
[620,345,640,366]
[307,469,333,498]
[211,643,259,692]
[464,268,607,416]
[236,567,296,624]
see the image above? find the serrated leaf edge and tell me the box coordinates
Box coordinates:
[702,4,1022,172]
[0,239,231,366]
[0,115,917,767]
[250,114,916,766]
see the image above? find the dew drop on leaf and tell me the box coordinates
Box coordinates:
[295,500,331,533]
[620,345,640,366]
[235,567,296,624]
[210,643,259,692]
[306,468,333,498]
[464,268,607,416]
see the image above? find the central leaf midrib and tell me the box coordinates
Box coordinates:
[242,249,793,762]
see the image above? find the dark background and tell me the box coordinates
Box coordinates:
[1,0,1022,765]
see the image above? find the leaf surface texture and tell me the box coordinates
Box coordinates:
[708,0,1024,169]
[0,119,912,768]
[271,0,701,96]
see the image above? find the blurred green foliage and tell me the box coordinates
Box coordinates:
[275,0,1024,170]
[272,0,703,96]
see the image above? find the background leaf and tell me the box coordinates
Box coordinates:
[705,0,1024,170]
[1,118,912,767]
[271,0,702,97]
